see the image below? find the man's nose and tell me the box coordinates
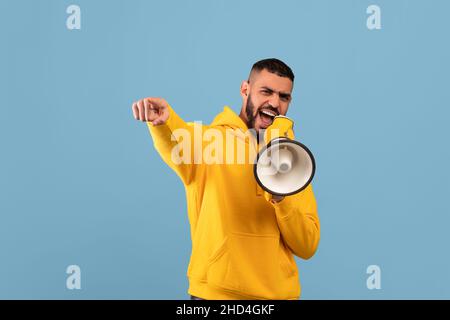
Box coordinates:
[267,96,281,112]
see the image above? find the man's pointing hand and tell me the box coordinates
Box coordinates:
[132,97,169,126]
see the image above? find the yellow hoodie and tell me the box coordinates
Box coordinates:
[147,105,320,300]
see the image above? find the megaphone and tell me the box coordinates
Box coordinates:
[254,115,316,196]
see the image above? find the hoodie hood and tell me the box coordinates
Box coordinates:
[210,106,249,131]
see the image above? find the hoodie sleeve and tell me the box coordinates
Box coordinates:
[147,105,200,185]
[270,184,320,259]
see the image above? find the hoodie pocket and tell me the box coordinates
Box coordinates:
[206,232,298,299]
[207,236,228,266]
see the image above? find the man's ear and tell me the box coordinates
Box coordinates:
[240,80,249,99]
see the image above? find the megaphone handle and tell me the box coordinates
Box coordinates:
[264,191,284,204]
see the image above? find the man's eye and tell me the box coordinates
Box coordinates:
[262,90,270,95]
[281,96,289,101]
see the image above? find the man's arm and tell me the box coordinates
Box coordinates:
[132,97,199,185]
[266,185,320,259]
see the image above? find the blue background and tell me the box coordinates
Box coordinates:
[1,0,449,299]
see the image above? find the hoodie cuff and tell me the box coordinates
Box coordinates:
[270,195,299,220]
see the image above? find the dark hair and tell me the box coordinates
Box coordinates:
[250,58,294,82]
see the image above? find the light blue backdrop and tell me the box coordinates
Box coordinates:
[1,0,449,299]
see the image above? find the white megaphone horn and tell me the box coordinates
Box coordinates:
[254,115,316,196]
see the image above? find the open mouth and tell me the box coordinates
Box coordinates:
[258,109,278,127]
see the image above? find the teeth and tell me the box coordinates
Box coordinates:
[261,110,276,117]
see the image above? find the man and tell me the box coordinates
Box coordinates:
[132,58,320,300]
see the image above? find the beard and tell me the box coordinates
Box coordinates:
[245,94,257,129]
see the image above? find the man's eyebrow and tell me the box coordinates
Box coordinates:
[261,86,291,98]
[260,86,274,92]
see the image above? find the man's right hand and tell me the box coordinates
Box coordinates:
[132,97,170,126]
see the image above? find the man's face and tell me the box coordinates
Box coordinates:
[242,69,293,133]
